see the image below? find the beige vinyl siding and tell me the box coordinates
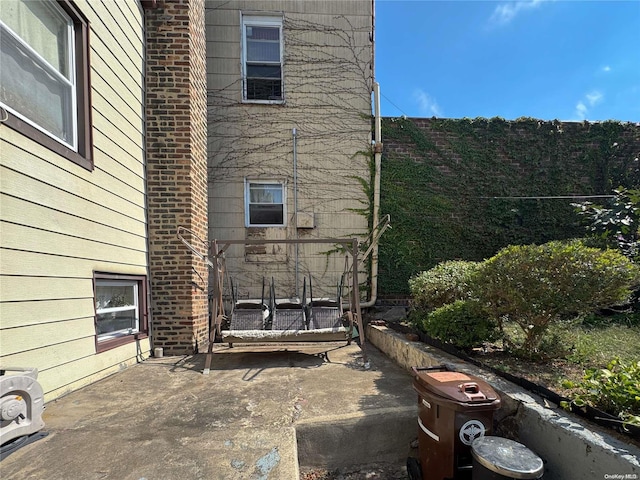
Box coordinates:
[0,194,146,252]
[2,338,151,401]
[207,0,373,299]
[40,339,150,401]
[1,218,146,266]
[1,297,96,329]
[0,0,148,401]
[1,338,96,373]
[1,130,146,219]
[1,318,96,356]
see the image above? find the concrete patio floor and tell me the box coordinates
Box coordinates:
[1,342,417,479]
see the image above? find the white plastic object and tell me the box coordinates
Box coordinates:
[0,367,45,446]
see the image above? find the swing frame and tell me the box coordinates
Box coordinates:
[202,237,368,374]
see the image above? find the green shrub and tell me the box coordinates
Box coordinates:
[408,260,480,313]
[476,240,640,358]
[562,358,640,429]
[418,300,499,351]
[573,187,640,261]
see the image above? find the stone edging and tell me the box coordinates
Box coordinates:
[366,325,640,480]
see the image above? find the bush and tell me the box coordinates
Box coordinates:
[562,358,640,429]
[476,240,640,358]
[408,260,480,313]
[573,187,640,261]
[417,300,499,351]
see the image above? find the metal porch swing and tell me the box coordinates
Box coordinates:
[177,228,370,374]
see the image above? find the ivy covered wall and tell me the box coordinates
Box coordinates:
[379,117,640,295]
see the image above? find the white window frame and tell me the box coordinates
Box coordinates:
[0,0,78,150]
[95,279,140,342]
[241,14,284,104]
[245,179,287,227]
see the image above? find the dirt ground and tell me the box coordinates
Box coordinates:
[300,463,408,480]
[472,350,585,397]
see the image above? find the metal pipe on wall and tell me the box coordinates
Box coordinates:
[360,81,383,308]
[293,127,299,298]
[141,10,155,353]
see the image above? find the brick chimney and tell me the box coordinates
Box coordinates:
[145,0,208,354]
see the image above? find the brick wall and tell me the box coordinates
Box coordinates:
[145,0,209,354]
[379,117,640,294]
[384,118,639,196]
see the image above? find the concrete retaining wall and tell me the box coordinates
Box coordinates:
[367,325,640,480]
[296,407,417,469]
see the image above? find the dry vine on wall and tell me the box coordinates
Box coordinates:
[207,7,374,300]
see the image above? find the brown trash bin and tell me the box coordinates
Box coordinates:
[412,365,501,480]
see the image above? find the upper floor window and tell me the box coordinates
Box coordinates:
[245,180,286,227]
[0,0,92,170]
[241,15,283,103]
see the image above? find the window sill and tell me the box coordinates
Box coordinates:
[242,99,285,105]
[96,333,147,353]
[246,225,287,229]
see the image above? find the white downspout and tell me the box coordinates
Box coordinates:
[293,127,299,298]
[360,81,382,308]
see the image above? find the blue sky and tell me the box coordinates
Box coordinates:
[375,0,640,122]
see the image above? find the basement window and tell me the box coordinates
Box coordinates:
[245,180,286,227]
[241,15,283,103]
[94,273,147,352]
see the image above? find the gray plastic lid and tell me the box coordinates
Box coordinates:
[471,436,544,479]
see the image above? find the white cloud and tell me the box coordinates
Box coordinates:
[489,0,547,26]
[414,89,442,117]
[602,65,611,73]
[575,101,588,120]
[586,91,603,106]
[575,91,604,120]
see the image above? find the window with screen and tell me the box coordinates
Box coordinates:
[242,15,283,102]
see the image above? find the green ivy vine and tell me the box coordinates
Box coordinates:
[379,117,640,295]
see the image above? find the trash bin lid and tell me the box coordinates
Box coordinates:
[471,436,544,479]
[413,369,499,404]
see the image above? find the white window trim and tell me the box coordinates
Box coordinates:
[0,1,78,150]
[241,14,284,104]
[95,279,140,341]
[245,179,287,227]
